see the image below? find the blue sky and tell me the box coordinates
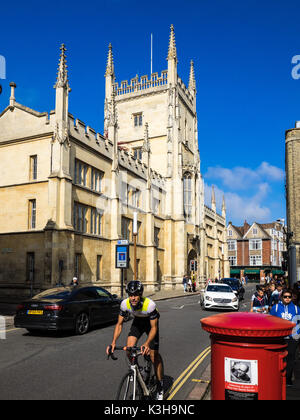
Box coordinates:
[0,0,298,226]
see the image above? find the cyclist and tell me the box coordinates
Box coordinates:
[106,280,164,400]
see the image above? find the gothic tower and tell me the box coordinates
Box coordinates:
[104,25,205,285]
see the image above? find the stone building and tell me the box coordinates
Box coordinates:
[285,123,300,283]
[0,26,228,298]
[203,189,229,281]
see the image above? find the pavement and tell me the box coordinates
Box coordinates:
[1,287,299,400]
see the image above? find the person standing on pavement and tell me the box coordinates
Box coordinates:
[270,289,300,387]
[250,286,269,313]
[188,277,192,292]
[182,274,188,293]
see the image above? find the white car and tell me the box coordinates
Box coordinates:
[200,283,239,311]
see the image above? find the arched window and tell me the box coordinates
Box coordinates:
[183,173,192,221]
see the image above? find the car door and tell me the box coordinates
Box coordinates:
[71,288,100,326]
[94,287,118,323]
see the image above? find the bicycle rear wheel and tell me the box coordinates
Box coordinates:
[116,372,143,400]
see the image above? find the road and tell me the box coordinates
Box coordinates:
[0,284,255,400]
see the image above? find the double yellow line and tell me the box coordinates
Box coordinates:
[166,346,211,400]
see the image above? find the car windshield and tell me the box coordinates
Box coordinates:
[207,285,232,293]
[223,279,238,286]
[32,288,73,300]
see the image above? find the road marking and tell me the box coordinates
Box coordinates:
[166,346,211,400]
[1,327,19,333]
[191,379,210,384]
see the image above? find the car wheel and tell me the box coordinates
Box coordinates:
[75,312,90,335]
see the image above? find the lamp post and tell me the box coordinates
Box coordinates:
[277,218,296,287]
[133,212,138,281]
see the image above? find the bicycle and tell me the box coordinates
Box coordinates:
[107,345,158,400]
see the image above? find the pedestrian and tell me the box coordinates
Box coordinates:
[182,274,188,293]
[270,283,283,306]
[267,282,276,307]
[188,277,192,292]
[192,276,196,292]
[70,276,79,286]
[270,289,300,387]
[250,286,269,313]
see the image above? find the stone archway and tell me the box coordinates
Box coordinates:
[187,249,198,276]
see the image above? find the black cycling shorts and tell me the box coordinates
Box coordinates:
[128,317,159,351]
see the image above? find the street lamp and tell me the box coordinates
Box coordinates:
[133,212,138,281]
[276,218,296,287]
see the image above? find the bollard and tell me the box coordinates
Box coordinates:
[201,312,295,400]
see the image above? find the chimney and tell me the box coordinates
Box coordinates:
[9,82,16,107]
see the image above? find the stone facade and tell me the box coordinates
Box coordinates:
[0,27,228,298]
[285,125,300,282]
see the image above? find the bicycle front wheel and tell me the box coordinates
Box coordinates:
[116,372,143,400]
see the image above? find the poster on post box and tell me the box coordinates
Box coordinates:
[225,357,258,400]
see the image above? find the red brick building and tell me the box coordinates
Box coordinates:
[227,220,286,282]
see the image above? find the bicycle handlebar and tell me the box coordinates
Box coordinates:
[107,345,144,361]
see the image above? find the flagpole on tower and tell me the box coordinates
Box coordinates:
[151,33,153,76]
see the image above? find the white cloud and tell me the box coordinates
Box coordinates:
[203,161,285,224]
[204,181,272,225]
[257,162,285,181]
[205,162,284,191]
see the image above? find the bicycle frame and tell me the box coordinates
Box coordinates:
[130,363,150,399]
[108,345,152,400]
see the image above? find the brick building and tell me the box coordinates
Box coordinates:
[227,220,286,282]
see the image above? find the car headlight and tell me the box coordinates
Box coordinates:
[205,296,213,301]
[232,297,238,302]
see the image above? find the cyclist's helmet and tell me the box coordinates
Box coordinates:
[126,281,144,296]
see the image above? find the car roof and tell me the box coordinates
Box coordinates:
[222,278,239,282]
[206,283,233,289]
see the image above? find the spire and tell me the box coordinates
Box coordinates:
[142,122,150,154]
[222,195,226,218]
[105,43,114,77]
[54,43,70,147]
[167,24,177,61]
[167,25,178,86]
[54,44,69,89]
[188,60,196,93]
[211,185,216,212]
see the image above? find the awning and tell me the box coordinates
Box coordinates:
[244,269,260,274]
[230,269,240,274]
[271,270,285,275]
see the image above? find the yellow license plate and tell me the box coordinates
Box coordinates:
[27,310,43,315]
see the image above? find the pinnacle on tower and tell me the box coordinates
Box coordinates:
[222,195,226,218]
[105,43,114,77]
[167,24,177,61]
[54,43,69,89]
[211,185,216,211]
[188,60,196,92]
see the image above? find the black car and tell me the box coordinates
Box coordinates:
[221,278,245,300]
[14,285,121,335]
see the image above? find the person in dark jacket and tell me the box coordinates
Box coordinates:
[270,289,300,386]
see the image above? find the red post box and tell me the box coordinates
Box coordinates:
[201,312,296,400]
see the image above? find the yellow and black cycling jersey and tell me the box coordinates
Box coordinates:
[119,297,159,320]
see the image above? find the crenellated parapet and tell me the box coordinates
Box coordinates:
[67,113,113,159]
[114,71,168,98]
